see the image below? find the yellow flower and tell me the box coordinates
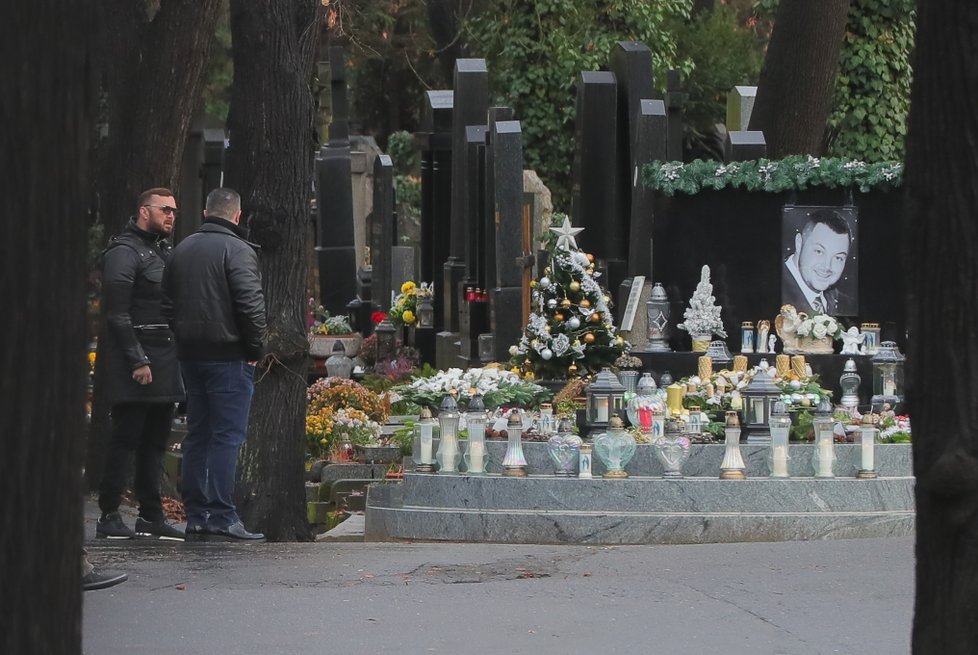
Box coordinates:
[402,310,415,324]
[88,351,96,367]
[401,281,416,294]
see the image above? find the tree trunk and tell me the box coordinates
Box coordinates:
[2,1,92,652]
[85,0,222,491]
[224,0,324,542]
[905,2,978,652]
[747,0,850,158]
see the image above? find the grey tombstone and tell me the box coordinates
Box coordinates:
[445,59,488,333]
[571,71,627,294]
[316,46,357,316]
[724,131,767,161]
[664,69,688,163]
[627,98,667,278]
[489,119,525,361]
[369,154,394,318]
[726,85,757,132]
[416,90,453,329]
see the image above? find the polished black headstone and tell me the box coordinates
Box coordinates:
[316,46,356,315]
[724,131,768,162]
[483,107,515,294]
[664,69,687,162]
[417,90,453,329]
[628,99,667,276]
[370,154,395,314]
[572,71,621,260]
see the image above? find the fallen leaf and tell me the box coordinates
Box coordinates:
[175,584,186,591]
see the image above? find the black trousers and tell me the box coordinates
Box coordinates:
[98,402,175,521]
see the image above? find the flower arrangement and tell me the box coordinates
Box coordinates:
[795,313,843,341]
[306,377,389,458]
[677,265,727,339]
[388,281,433,327]
[391,366,551,410]
[308,298,353,336]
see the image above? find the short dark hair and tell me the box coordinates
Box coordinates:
[801,209,851,244]
[205,187,241,220]
[136,187,174,211]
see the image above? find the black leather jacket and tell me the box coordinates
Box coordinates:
[162,217,266,361]
[100,219,184,406]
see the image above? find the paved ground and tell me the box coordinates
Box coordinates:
[83,500,913,655]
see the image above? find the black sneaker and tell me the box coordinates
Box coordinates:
[96,512,135,539]
[83,567,128,591]
[135,517,185,541]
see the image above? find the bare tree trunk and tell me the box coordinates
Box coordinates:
[905,2,978,652]
[86,0,222,491]
[225,0,324,542]
[748,0,850,158]
[2,1,92,652]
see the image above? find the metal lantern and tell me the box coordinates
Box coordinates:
[768,399,792,478]
[857,412,878,479]
[871,341,905,411]
[325,339,354,379]
[463,392,488,474]
[586,367,626,433]
[411,407,438,473]
[812,398,836,478]
[501,409,528,477]
[374,317,397,361]
[839,358,861,410]
[646,282,672,352]
[741,364,782,443]
[436,395,461,473]
[719,411,746,479]
[417,294,435,328]
[705,339,732,366]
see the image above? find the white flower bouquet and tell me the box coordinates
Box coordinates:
[795,313,843,340]
[393,367,550,410]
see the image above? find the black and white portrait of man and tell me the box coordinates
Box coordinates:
[781,206,858,316]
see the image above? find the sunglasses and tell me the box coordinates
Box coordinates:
[143,204,178,216]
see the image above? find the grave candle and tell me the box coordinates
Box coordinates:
[596,397,609,422]
[775,354,791,378]
[857,413,878,479]
[733,355,748,373]
[816,439,834,478]
[741,322,754,353]
[698,355,713,380]
[772,445,789,477]
[666,384,684,415]
[467,440,485,472]
[791,355,807,379]
[579,444,593,478]
[638,406,653,431]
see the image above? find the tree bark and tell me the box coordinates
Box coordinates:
[904,2,978,652]
[85,0,222,491]
[747,0,850,158]
[2,1,92,652]
[225,0,324,542]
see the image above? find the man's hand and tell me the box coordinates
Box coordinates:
[132,365,153,385]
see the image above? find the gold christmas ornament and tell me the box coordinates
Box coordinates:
[554,312,565,321]
[603,295,611,303]
[544,325,551,332]
[584,333,596,344]
[615,336,624,345]
[561,298,572,309]
[589,312,601,323]
[568,364,578,374]
[586,253,595,263]
[529,280,537,288]
[569,281,581,292]
[580,299,591,308]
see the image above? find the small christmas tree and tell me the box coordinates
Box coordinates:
[509,214,627,379]
[677,264,727,339]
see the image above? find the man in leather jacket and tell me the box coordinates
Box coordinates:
[96,188,186,540]
[162,187,267,542]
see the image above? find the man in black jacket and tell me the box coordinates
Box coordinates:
[162,187,266,542]
[97,188,186,540]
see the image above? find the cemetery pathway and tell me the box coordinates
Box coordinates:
[82,501,912,654]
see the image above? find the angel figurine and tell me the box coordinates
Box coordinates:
[840,326,865,355]
[774,305,804,354]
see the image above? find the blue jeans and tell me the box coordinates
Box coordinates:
[180,360,255,530]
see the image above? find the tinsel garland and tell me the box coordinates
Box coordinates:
[642,156,903,196]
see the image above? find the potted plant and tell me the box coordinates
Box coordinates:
[308,299,361,357]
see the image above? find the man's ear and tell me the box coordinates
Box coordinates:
[232,209,243,225]
[794,232,803,254]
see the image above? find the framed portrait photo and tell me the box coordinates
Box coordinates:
[781,205,858,317]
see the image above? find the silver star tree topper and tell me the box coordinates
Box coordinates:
[549,216,585,251]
